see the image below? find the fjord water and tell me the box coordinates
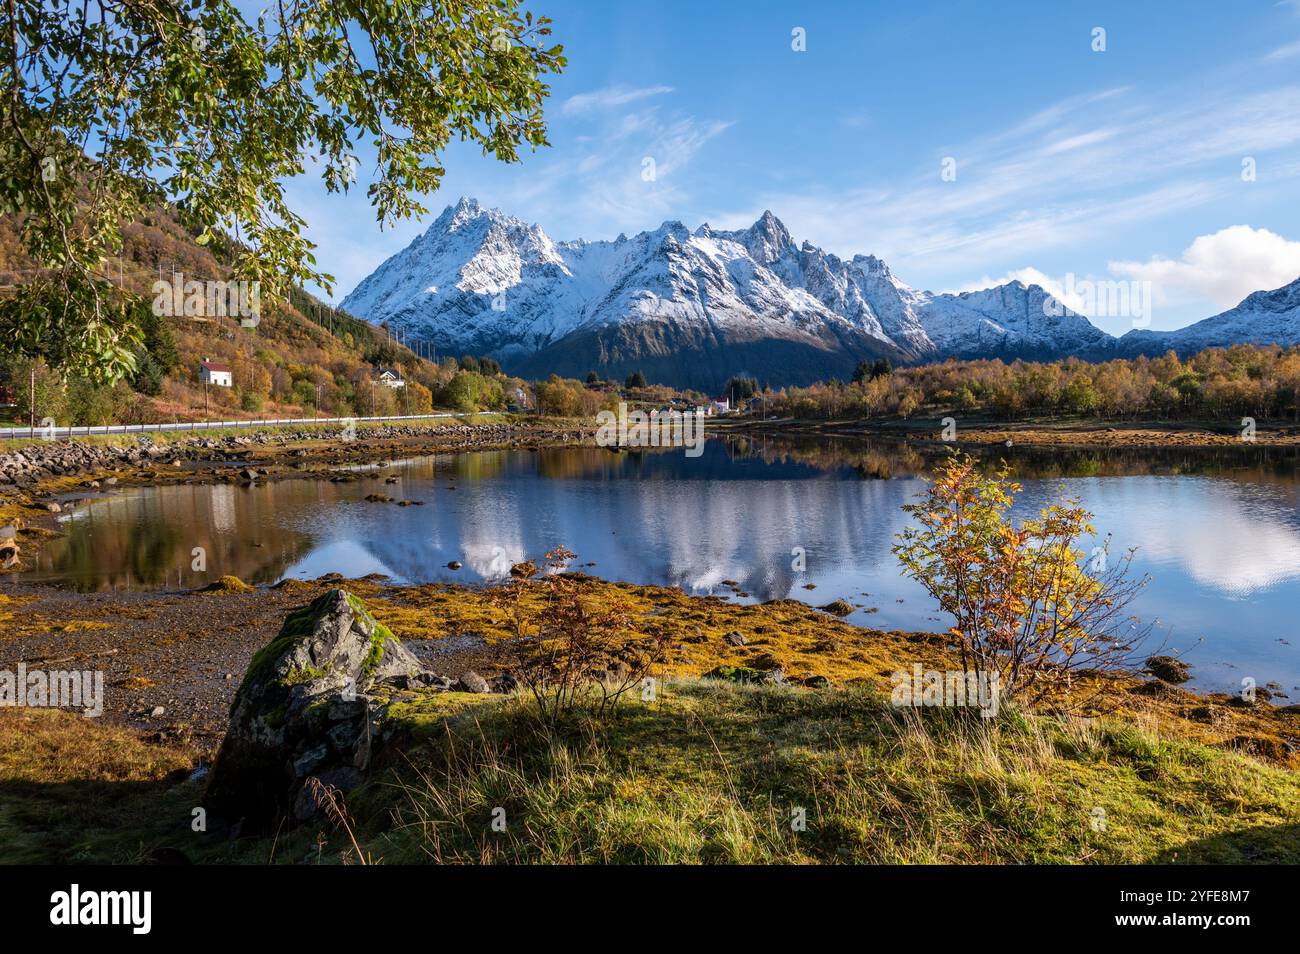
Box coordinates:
[23,437,1300,696]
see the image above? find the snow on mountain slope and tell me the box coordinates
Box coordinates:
[920,282,1113,358]
[1115,275,1300,357]
[339,197,1112,388]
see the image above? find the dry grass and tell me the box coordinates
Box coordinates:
[353,680,1300,864]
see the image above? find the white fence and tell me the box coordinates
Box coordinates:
[0,412,482,442]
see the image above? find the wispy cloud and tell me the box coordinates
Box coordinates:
[560,84,675,116]
[502,108,734,232]
[1265,39,1300,60]
[714,80,1300,285]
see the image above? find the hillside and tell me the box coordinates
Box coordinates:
[0,207,521,425]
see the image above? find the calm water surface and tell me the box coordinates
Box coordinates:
[18,436,1300,696]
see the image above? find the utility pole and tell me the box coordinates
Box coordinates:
[30,366,36,436]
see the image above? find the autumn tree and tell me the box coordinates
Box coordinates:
[0,0,565,381]
[893,453,1151,707]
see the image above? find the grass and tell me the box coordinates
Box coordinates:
[353,680,1300,864]
[0,709,195,863]
[2,576,1297,864]
[1,677,1297,864]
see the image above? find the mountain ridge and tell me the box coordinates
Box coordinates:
[341,197,1300,390]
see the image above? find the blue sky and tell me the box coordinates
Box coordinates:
[291,0,1300,334]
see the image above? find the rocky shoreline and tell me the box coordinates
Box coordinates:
[4,570,1297,762]
[0,419,596,567]
[717,416,1300,448]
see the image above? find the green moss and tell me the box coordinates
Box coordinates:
[262,702,289,731]
[347,591,395,678]
[242,597,330,687]
[283,663,331,686]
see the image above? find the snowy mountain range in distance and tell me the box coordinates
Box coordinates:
[340,196,1300,391]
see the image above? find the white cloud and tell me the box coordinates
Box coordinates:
[945,267,1090,313]
[1265,39,1300,60]
[560,84,674,116]
[1109,225,1300,308]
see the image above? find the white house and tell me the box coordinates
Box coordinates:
[199,358,233,388]
[710,397,732,415]
[375,367,405,389]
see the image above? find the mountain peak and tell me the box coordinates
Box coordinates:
[432,195,489,232]
[751,209,789,240]
[738,209,794,267]
[342,200,1300,388]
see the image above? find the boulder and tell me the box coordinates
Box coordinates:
[1145,655,1191,684]
[204,589,431,832]
[820,599,854,617]
[456,670,491,694]
[0,525,18,568]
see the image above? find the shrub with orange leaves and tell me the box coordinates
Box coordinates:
[893,453,1152,707]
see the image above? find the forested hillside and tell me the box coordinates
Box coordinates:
[0,206,529,425]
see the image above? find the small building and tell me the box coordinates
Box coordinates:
[199,358,233,388]
[710,397,732,415]
[375,367,405,389]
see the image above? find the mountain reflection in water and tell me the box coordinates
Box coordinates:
[22,436,1300,695]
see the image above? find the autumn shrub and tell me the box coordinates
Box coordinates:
[487,546,670,723]
[893,453,1151,706]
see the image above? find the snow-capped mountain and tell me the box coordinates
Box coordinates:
[1115,276,1300,357]
[341,197,1297,388]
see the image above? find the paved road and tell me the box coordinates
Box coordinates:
[0,412,476,441]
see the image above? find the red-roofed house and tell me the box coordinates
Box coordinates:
[200,358,233,388]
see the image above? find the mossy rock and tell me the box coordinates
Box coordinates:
[205,589,428,833]
[199,575,254,594]
[820,599,854,617]
[701,665,791,685]
[272,578,317,593]
[1145,655,1191,684]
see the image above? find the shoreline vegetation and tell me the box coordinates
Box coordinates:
[2,415,1299,864]
[2,572,1298,864]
